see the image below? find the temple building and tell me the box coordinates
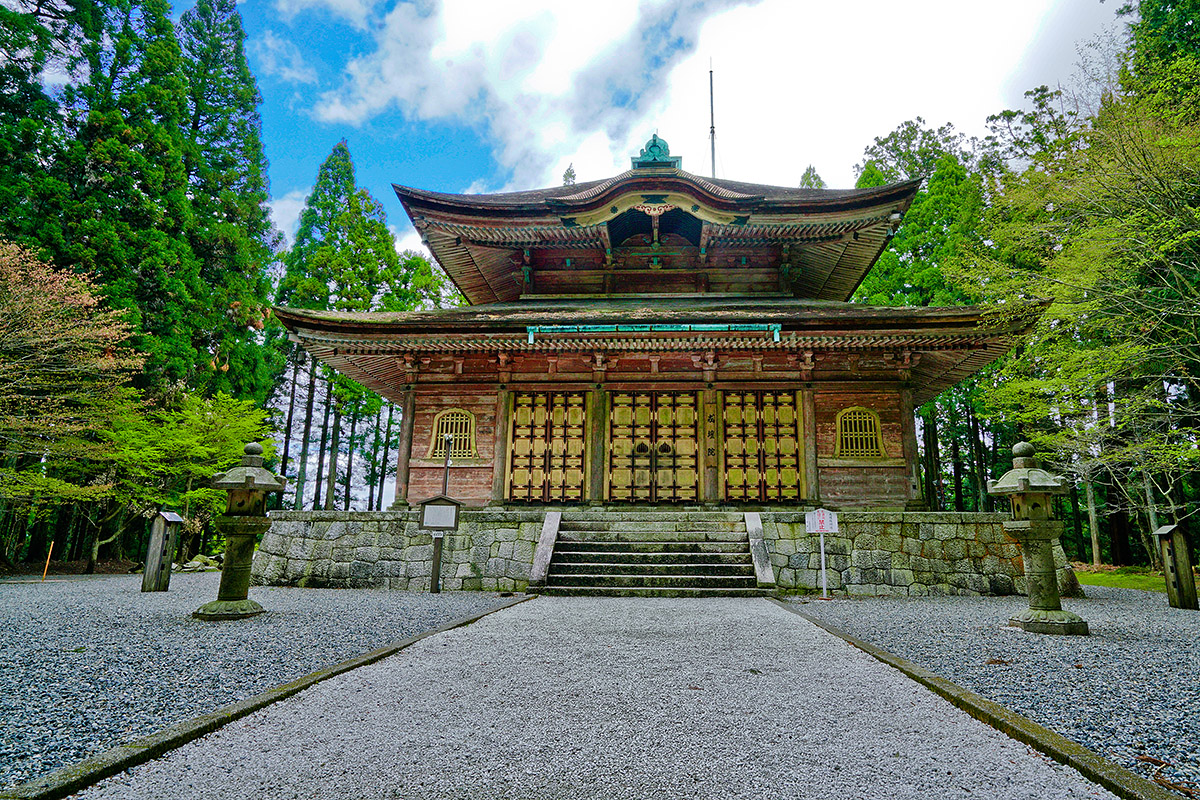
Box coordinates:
[276,135,1040,512]
[259,136,1073,597]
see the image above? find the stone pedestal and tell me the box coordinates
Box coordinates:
[193,517,270,620]
[1003,519,1089,635]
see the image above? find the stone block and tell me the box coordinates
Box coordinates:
[329,562,350,580]
[846,583,880,596]
[462,577,482,591]
[404,544,433,561]
[891,552,910,569]
[775,538,796,556]
[257,555,288,585]
[886,568,915,586]
[512,540,535,564]
[499,578,516,592]
[871,550,893,569]
[349,560,374,580]
[771,554,787,568]
[980,555,1001,575]
[331,546,355,563]
[852,533,877,551]
[826,570,844,590]
[777,567,796,586]
[932,524,958,541]
[908,583,929,596]
[498,541,514,559]
[921,541,944,559]
[965,573,990,594]
[988,574,1016,595]
[902,538,922,557]
[968,541,988,558]
[794,569,818,588]
[942,540,967,560]
[876,534,902,553]
[788,553,808,570]
[851,550,874,568]
[354,546,380,563]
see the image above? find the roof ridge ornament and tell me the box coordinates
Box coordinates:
[632,133,682,169]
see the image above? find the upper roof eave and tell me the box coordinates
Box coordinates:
[392,174,922,220]
[274,297,1048,339]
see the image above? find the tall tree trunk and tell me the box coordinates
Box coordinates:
[367,406,383,511]
[1085,478,1102,566]
[1142,469,1162,568]
[279,356,300,493]
[948,401,964,512]
[921,407,941,511]
[1069,482,1085,562]
[1109,506,1133,566]
[324,403,342,511]
[377,403,394,511]
[968,406,988,511]
[312,378,332,511]
[343,407,359,510]
[293,356,318,510]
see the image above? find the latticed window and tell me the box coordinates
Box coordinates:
[835,407,886,458]
[428,409,477,458]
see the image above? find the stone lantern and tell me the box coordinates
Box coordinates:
[194,442,286,621]
[987,442,1089,636]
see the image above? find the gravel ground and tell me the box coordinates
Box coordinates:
[76,597,1114,800]
[0,572,511,788]
[792,587,1200,793]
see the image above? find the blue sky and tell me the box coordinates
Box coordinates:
[227,0,1123,251]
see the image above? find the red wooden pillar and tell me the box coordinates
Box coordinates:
[899,387,922,504]
[390,388,416,509]
[801,388,819,502]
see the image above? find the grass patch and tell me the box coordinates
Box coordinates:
[1074,570,1167,592]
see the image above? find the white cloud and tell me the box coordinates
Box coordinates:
[314,0,1118,192]
[274,0,376,29]
[269,189,310,246]
[250,31,319,84]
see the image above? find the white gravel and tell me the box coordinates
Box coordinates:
[792,586,1200,792]
[75,597,1114,800]
[0,572,510,787]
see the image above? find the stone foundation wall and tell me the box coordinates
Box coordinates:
[760,511,1080,597]
[252,508,1080,597]
[252,510,544,591]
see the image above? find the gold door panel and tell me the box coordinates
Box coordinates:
[608,392,699,503]
[507,392,587,502]
[722,391,802,502]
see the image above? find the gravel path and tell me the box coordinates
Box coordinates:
[76,597,1113,800]
[792,587,1200,793]
[0,572,510,787]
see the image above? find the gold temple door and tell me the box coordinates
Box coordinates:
[721,391,803,502]
[607,392,699,502]
[506,392,587,502]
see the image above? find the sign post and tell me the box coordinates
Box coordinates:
[419,436,461,594]
[805,508,839,599]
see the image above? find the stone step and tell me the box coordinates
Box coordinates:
[548,561,754,577]
[556,529,747,543]
[554,540,749,555]
[552,549,752,564]
[545,573,758,589]
[539,586,775,598]
[561,520,746,533]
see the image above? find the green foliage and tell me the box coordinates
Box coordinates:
[798,165,825,189]
[102,392,274,518]
[0,241,142,505]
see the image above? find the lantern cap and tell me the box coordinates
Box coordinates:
[987,442,1069,497]
[213,442,287,494]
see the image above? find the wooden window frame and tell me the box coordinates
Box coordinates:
[834,406,886,458]
[427,408,477,458]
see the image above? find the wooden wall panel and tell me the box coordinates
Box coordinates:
[814,388,912,507]
[409,390,497,506]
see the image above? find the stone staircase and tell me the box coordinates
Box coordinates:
[542,509,772,597]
